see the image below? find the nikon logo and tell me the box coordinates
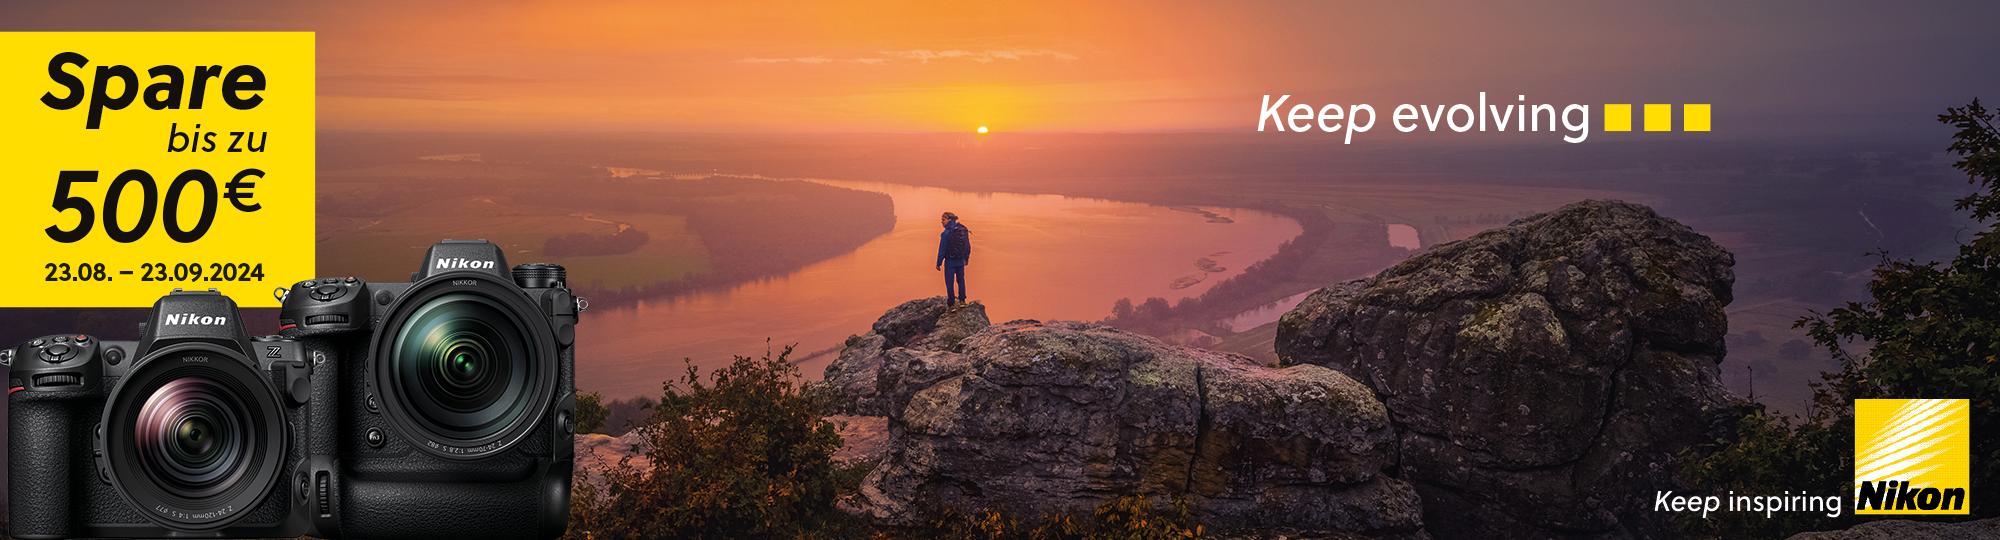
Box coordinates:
[435,257,496,270]
[1854,399,1970,514]
[162,313,228,326]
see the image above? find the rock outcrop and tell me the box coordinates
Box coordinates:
[826,415,891,465]
[1275,200,1750,539]
[836,300,1426,537]
[1786,518,2000,540]
[823,297,991,416]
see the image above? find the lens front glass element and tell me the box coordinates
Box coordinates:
[134,376,253,498]
[104,349,284,531]
[390,292,534,444]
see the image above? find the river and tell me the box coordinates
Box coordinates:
[1217,223,1423,333]
[575,180,1301,398]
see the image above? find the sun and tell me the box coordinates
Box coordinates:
[976,125,990,134]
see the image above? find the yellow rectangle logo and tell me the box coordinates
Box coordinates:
[1643,103,1672,132]
[1683,104,1712,132]
[1603,103,1633,132]
[1853,398,1971,514]
[0,32,314,307]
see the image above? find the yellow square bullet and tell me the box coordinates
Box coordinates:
[1604,104,1632,132]
[1684,104,1711,132]
[1644,104,1671,132]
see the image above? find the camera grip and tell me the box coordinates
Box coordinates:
[340,473,565,540]
[298,340,340,459]
[9,397,75,539]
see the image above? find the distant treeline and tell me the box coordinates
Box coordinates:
[545,228,651,257]
[316,167,893,307]
[1105,205,1337,334]
[515,177,895,305]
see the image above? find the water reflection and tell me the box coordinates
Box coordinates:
[576,180,1301,398]
[1387,223,1422,250]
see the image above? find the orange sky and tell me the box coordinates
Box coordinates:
[6,1,1995,135]
[310,2,1278,132]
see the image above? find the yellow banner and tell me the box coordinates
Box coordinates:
[0,32,314,307]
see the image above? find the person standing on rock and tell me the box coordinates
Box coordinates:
[936,211,972,305]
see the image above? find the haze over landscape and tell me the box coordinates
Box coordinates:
[4,0,1998,418]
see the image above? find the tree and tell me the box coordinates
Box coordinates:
[1111,298,1135,321]
[1687,99,2000,537]
[575,391,609,434]
[1795,99,2000,518]
[1136,297,1172,320]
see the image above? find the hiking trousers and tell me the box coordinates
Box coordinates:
[944,263,967,302]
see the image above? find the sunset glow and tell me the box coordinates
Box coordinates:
[15,2,1990,137]
[976,126,989,134]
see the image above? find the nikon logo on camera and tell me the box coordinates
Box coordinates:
[435,257,496,271]
[160,313,228,327]
[1853,398,1970,514]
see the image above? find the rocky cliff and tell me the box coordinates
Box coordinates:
[822,298,1427,537]
[1275,200,1750,538]
[1786,517,2000,539]
[823,296,992,416]
[659,198,1755,538]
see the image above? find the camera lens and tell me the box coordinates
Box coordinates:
[103,345,285,532]
[388,292,536,445]
[135,377,251,497]
[175,417,218,457]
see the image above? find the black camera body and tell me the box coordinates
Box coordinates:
[279,239,578,539]
[7,290,330,539]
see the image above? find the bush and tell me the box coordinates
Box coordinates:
[574,392,609,434]
[899,495,1204,540]
[1678,412,1852,536]
[565,347,1217,539]
[1687,99,2000,536]
[567,347,858,539]
[599,395,659,436]
[1793,99,2000,518]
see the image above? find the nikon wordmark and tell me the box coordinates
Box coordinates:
[1853,399,1971,514]
[434,257,497,270]
[161,313,228,326]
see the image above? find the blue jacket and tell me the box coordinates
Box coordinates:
[937,220,971,266]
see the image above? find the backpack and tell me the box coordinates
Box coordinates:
[943,223,971,259]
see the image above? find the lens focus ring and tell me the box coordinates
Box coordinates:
[135,377,253,498]
[101,344,286,532]
[383,289,547,453]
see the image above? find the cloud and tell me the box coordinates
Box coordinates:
[882,49,1079,63]
[321,72,535,100]
[739,48,1077,65]
[740,56,833,64]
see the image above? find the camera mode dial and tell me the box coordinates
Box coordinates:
[279,277,370,333]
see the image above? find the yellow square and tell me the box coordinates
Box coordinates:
[1603,104,1632,132]
[1643,104,1671,132]
[1684,104,1711,132]
[1854,399,1971,514]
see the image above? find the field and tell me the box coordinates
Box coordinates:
[319,202,713,292]
[309,132,1971,415]
[314,153,894,305]
[319,159,714,289]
